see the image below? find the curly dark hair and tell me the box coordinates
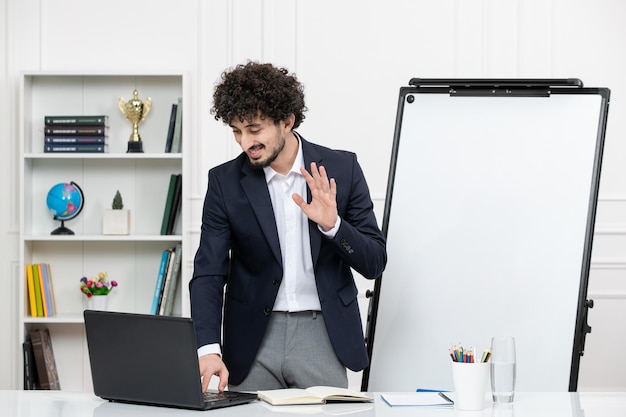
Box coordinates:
[211,61,307,128]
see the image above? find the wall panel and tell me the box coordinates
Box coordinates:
[2,0,626,391]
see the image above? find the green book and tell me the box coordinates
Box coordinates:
[44,115,108,126]
[32,264,44,317]
[160,174,178,235]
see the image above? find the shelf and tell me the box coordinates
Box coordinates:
[25,153,182,160]
[23,314,85,325]
[19,71,188,391]
[24,234,182,242]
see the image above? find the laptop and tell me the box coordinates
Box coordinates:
[84,310,258,410]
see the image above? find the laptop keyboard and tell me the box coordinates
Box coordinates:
[203,391,254,403]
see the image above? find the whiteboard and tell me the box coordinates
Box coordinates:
[365,80,609,392]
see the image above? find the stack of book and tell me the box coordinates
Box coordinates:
[25,263,56,318]
[44,115,109,153]
[150,243,183,316]
[23,328,61,390]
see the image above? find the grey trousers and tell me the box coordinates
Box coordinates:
[228,311,348,391]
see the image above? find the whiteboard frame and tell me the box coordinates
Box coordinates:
[362,79,610,392]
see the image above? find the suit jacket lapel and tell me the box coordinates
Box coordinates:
[240,161,283,266]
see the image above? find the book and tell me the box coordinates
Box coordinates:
[32,264,44,317]
[25,264,37,317]
[38,264,54,317]
[44,126,108,136]
[45,136,107,144]
[160,243,182,316]
[29,328,61,390]
[44,264,58,316]
[150,249,172,314]
[44,144,107,153]
[166,174,182,235]
[35,264,48,317]
[160,174,179,235]
[158,246,178,315]
[171,97,183,153]
[44,115,108,126]
[164,102,178,152]
[22,339,39,390]
[257,386,373,406]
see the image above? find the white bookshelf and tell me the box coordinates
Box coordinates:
[18,72,189,390]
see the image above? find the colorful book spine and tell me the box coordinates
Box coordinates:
[44,126,108,136]
[162,243,182,316]
[45,264,57,316]
[158,247,177,315]
[26,265,37,317]
[44,115,108,126]
[150,249,171,315]
[36,264,48,317]
[39,264,55,317]
[32,265,44,317]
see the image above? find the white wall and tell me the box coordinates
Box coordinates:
[1,0,625,391]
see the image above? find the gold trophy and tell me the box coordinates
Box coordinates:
[118,89,152,153]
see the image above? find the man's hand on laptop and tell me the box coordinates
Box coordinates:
[199,353,229,393]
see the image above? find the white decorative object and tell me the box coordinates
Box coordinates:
[86,295,108,311]
[103,209,130,235]
[103,190,130,235]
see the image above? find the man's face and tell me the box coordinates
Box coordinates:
[230,116,286,169]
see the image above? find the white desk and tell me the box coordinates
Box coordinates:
[1,391,625,416]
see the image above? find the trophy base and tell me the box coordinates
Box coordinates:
[127,141,143,153]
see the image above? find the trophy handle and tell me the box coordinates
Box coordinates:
[142,97,153,121]
[118,97,126,116]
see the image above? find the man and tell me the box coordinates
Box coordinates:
[190,61,387,392]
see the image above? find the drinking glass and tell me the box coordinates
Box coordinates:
[490,336,516,403]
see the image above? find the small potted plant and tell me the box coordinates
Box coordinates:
[102,190,130,235]
[80,272,118,311]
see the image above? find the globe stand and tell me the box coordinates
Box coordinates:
[51,219,75,235]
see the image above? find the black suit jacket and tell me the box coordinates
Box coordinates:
[190,136,387,385]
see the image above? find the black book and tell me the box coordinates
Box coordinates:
[45,136,107,144]
[44,126,108,136]
[23,339,39,390]
[164,103,178,153]
[44,143,107,153]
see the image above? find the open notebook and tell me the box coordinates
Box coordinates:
[84,310,257,410]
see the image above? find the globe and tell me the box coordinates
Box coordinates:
[46,181,84,235]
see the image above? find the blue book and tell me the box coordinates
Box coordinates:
[150,249,171,315]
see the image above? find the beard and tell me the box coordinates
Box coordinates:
[247,131,286,169]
